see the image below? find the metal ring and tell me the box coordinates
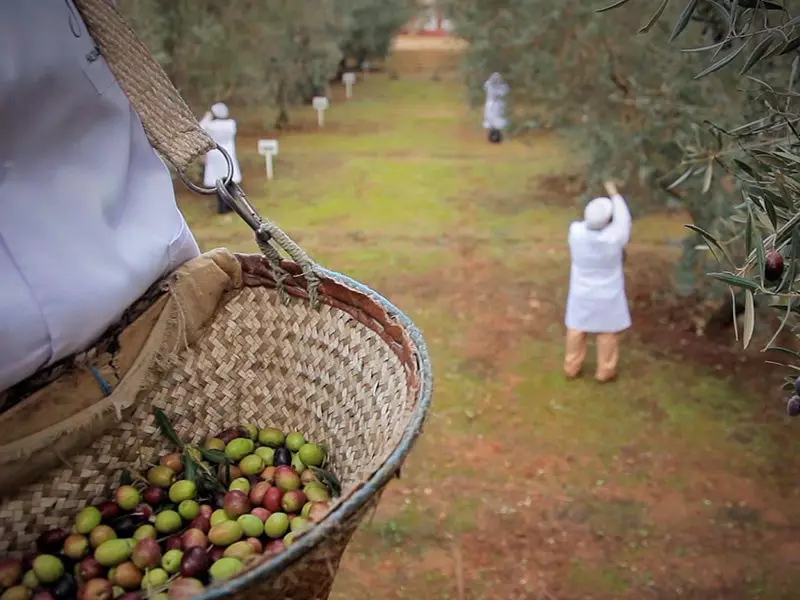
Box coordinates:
[178,143,234,195]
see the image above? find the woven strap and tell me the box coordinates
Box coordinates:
[73,0,322,301]
[73,0,214,171]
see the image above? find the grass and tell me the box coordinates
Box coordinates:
[182,46,800,599]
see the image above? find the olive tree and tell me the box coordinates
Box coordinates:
[118,0,409,124]
[338,0,417,73]
[443,0,788,315]
[597,0,800,408]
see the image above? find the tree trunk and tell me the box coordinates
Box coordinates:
[274,77,290,129]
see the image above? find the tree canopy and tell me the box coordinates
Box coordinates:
[118,0,414,123]
[446,0,800,397]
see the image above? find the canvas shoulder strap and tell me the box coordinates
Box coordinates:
[73,0,214,172]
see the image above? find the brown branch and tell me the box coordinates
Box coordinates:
[602,37,630,97]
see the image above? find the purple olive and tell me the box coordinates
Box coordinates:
[37,529,69,553]
[179,548,209,578]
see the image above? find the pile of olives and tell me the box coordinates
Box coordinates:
[0,425,334,600]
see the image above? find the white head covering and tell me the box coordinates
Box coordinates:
[484,72,509,95]
[210,102,229,119]
[584,197,614,230]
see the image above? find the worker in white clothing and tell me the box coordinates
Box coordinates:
[200,103,242,214]
[0,0,200,396]
[483,72,508,144]
[564,181,632,383]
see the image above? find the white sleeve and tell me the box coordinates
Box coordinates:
[199,112,213,130]
[605,193,631,246]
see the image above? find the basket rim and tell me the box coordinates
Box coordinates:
[198,266,433,598]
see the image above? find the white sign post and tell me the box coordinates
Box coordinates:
[312,96,329,128]
[257,139,279,180]
[342,72,356,99]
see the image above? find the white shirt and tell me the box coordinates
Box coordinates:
[0,0,200,392]
[565,194,632,333]
[483,77,509,131]
[200,116,242,188]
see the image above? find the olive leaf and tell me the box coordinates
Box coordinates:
[779,36,800,55]
[154,408,184,451]
[685,224,734,268]
[694,42,749,79]
[120,469,133,486]
[200,449,231,464]
[183,454,198,485]
[730,288,740,341]
[596,0,633,13]
[743,289,755,349]
[740,33,776,75]
[763,195,779,230]
[735,0,783,9]
[670,0,699,43]
[309,466,342,498]
[770,346,800,360]
[733,159,757,179]
[765,298,794,350]
[708,272,761,291]
[639,0,670,34]
[702,161,714,193]
[667,166,695,189]
[744,206,754,256]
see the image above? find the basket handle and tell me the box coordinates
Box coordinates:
[73,0,321,302]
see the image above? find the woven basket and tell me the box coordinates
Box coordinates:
[0,252,431,600]
[0,1,432,598]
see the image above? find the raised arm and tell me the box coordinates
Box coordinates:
[602,181,631,246]
[199,111,213,129]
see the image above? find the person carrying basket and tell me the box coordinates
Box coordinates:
[0,0,200,394]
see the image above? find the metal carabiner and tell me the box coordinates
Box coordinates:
[178,143,234,195]
[215,180,264,234]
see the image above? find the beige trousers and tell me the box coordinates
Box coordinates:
[564,329,619,382]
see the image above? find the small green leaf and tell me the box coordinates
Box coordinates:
[596,0,633,12]
[743,290,755,349]
[763,196,779,229]
[740,33,776,75]
[754,228,766,287]
[120,470,133,486]
[670,0,699,42]
[769,346,800,360]
[639,0,670,33]
[730,288,740,341]
[736,0,783,9]
[685,224,734,267]
[733,158,757,179]
[744,207,753,256]
[708,272,761,291]
[780,37,800,56]
[694,42,749,79]
[765,298,794,350]
[154,408,184,450]
[309,466,342,498]
[184,454,197,484]
[200,449,230,464]
[702,161,714,193]
[667,167,694,189]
